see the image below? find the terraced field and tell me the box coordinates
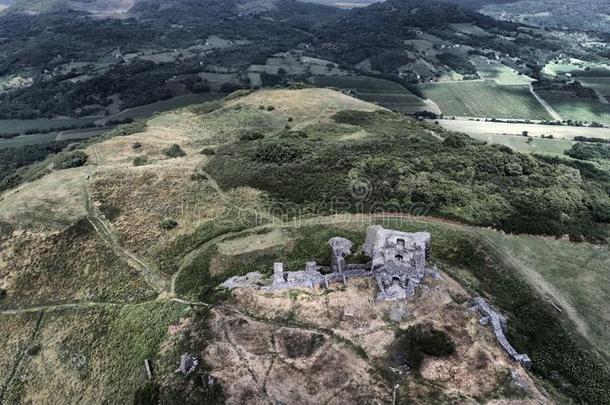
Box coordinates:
[312,75,428,113]
[419,80,552,120]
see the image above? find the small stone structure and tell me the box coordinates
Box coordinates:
[472,297,532,368]
[221,225,436,301]
[175,353,199,377]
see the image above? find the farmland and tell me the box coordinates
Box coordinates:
[312,75,428,113]
[470,55,533,85]
[435,118,610,140]
[543,61,610,78]
[537,90,610,124]
[464,132,574,156]
[419,80,552,120]
[577,77,610,98]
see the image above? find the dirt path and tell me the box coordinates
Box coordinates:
[595,89,610,105]
[0,312,43,403]
[85,187,168,293]
[529,84,562,121]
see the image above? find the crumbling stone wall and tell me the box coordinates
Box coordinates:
[222,226,435,301]
[472,297,532,369]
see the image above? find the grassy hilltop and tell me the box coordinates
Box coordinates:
[0,88,609,403]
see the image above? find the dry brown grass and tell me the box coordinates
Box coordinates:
[204,273,549,404]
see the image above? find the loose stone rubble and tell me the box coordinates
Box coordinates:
[471,297,532,369]
[222,225,437,301]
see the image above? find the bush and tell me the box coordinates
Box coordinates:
[443,133,470,148]
[107,121,147,137]
[133,156,148,167]
[133,382,160,405]
[132,142,142,150]
[266,105,275,111]
[566,142,610,161]
[159,219,178,230]
[255,141,307,165]
[54,150,88,170]
[391,324,455,373]
[0,288,6,300]
[200,148,216,156]
[163,144,186,158]
[239,132,265,142]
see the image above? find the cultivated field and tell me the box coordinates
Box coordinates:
[466,132,574,156]
[543,61,610,78]
[579,77,610,98]
[312,75,428,113]
[419,80,552,120]
[537,90,610,124]
[436,118,610,140]
[471,56,533,85]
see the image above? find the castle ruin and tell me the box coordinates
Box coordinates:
[222,225,436,301]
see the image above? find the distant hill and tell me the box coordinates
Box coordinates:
[481,0,610,33]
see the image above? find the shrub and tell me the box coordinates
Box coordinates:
[200,148,216,156]
[566,142,610,161]
[54,150,88,170]
[163,144,186,158]
[391,324,455,373]
[133,156,148,167]
[255,141,306,165]
[132,142,142,150]
[133,382,160,405]
[159,219,178,230]
[107,121,147,137]
[0,288,6,300]
[266,105,275,111]
[443,133,470,148]
[239,132,265,142]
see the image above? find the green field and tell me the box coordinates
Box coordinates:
[100,93,225,124]
[471,56,533,85]
[0,117,100,135]
[543,61,610,78]
[538,90,610,124]
[479,229,610,360]
[420,80,551,120]
[312,75,428,113]
[578,77,610,98]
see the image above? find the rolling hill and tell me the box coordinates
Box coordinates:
[0,88,609,403]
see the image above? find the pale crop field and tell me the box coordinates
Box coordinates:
[465,132,574,156]
[419,80,551,120]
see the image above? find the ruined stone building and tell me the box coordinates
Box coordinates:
[220,225,532,368]
[223,225,435,301]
